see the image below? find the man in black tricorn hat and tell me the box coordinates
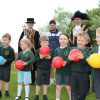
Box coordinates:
[18,18,40,85]
[70,11,92,46]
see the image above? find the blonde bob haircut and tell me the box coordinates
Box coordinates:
[20,38,31,47]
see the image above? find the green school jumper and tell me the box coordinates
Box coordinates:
[90,45,100,99]
[70,47,89,75]
[0,45,15,82]
[54,46,71,76]
[0,45,15,67]
[18,50,35,71]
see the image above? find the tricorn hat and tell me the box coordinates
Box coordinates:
[26,18,36,23]
[71,11,90,21]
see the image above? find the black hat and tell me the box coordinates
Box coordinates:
[26,18,36,23]
[71,11,90,21]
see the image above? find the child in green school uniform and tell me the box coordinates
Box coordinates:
[15,38,35,100]
[54,33,71,100]
[89,27,100,100]
[69,33,90,100]
[0,33,15,98]
[34,36,53,100]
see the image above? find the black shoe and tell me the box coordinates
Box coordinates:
[15,96,21,100]
[31,83,34,85]
[34,95,39,100]
[0,91,2,98]
[5,91,10,97]
[25,97,29,100]
[43,95,48,100]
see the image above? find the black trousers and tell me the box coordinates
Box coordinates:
[87,73,90,93]
[92,69,100,99]
[71,74,89,100]
[31,48,37,84]
[31,63,37,84]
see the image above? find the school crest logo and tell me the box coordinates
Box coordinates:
[64,51,69,56]
[4,51,9,56]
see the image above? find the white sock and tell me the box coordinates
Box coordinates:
[56,98,60,100]
[50,79,54,85]
[17,85,22,96]
[25,85,29,97]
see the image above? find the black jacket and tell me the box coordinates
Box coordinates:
[18,30,40,54]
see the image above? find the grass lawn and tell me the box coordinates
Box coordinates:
[0,64,96,100]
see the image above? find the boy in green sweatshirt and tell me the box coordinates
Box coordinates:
[69,33,90,100]
[89,27,100,100]
[0,33,15,98]
[34,36,53,100]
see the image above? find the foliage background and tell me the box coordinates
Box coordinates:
[39,2,100,46]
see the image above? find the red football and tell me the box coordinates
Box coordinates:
[15,60,24,70]
[52,56,64,69]
[69,49,81,62]
[40,46,50,55]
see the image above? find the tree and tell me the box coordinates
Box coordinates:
[38,7,72,34]
[39,5,100,46]
[98,0,100,7]
[53,7,72,33]
[86,7,100,45]
[67,4,100,46]
[38,26,49,35]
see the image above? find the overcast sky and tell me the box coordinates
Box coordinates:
[0,0,98,52]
